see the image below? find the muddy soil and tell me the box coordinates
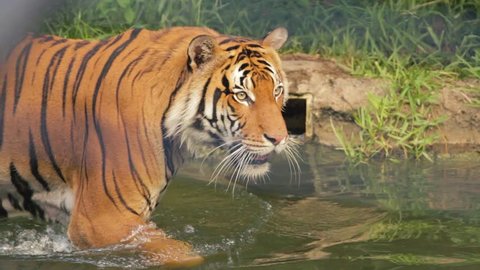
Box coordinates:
[281,54,480,154]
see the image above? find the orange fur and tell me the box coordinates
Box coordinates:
[0,26,289,266]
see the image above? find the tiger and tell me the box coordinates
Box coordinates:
[0,26,296,266]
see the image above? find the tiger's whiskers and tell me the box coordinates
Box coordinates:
[209,144,245,186]
[200,139,242,169]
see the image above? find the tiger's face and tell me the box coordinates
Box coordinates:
[165,28,298,181]
[210,54,289,179]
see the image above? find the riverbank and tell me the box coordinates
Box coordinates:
[282,54,480,158]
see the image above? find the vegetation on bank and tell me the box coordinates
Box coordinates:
[43,0,480,162]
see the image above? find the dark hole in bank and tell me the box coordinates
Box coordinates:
[282,97,306,135]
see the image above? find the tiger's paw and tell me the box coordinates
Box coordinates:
[140,236,204,268]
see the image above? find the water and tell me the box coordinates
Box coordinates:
[1,143,480,269]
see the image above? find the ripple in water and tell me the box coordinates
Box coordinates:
[0,224,170,268]
[0,225,72,256]
[0,178,274,269]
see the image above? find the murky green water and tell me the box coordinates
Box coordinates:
[1,143,480,269]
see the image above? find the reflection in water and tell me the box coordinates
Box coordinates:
[1,142,480,269]
[236,143,480,268]
[255,198,386,265]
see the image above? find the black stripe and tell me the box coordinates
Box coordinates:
[51,38,68,46]
[238,121,246,130]
[126,50,147,77]
[219,38,234,45]
[236,54,247,62]
[242,48,252,56]
[229,116,237,131]
[40,46,68,183]
[222,75,230,90]
[29,131,50,191]
[162,138,175,179]
[112,171,140,216]
[39,36,54,43]
[80,102,90,183]
[225,45,240,51]
[120,46,140,62]
[74,41,89,50]
[161,68,189,179]
[91,29,142,210]
[257,59,271,67]
[49,45,69,92]
[7,193,22,210]
[13,42,32,113]
[130,71,144,89]
[227,100,236,115]
[246,44,263,48]
[62,57,76,117]
[127,141,152,211]
[9,163,45,220]
[120,113,152,211]
[103,33,125,51]
[35,48,49,66]
[220,114,226,130]
[222,64,231,72]
[0,76,7,149]
[251,51,262,58]
[115,54,144,111]
[136,129,153,180]
[0,201,7,217]
[71,41,106,119]
[192,118,203,131]
[210,88,223,122]
[238,63,249,71]
[250,77,256,89]
[208,131,222,141]
[196,78,211,115]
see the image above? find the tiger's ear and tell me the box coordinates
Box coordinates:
[262,27,288,50]
[188,35,216,70]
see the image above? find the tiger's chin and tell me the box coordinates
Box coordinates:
[238,153,273,179]
[241,162,271,179]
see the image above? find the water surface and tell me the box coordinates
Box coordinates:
[1,143,480,269]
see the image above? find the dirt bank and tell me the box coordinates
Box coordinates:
[281,54,480,154]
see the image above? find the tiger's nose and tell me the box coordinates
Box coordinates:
[264,133,287,145]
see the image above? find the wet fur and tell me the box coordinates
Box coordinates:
[0,26,293,265]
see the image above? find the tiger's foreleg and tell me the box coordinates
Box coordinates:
[67,174,203,266]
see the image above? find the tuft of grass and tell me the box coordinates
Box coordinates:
[41,0,480,162]
[334,66,449,162]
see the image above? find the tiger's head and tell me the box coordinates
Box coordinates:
[164,27,298,181]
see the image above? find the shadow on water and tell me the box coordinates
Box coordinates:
[1,142,480,269]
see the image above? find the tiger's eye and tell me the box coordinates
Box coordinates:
[274,86,284,97]
[235,91,248,101]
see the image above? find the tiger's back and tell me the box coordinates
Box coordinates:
[0,27,219,223]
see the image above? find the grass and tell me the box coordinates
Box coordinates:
[333,67,449,162]
[41,0,480,162]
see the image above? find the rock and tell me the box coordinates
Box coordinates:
[282,54,389,147]
[281,54,480,152]
[282,54,388,112]
[434,80,480,153]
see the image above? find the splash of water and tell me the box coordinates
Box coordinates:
[0,225,72,256]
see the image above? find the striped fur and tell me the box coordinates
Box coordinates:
[0,26,293,263]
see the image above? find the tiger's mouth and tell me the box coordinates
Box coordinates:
[227,142,274,166]
[249,153,271,165]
